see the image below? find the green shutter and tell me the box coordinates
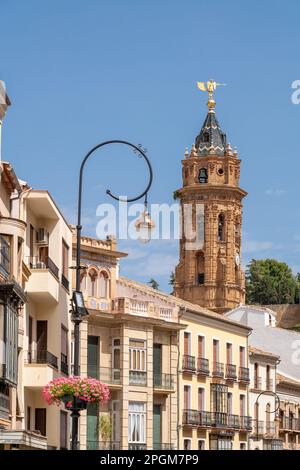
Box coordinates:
[153,344,162,387]
[87,402,99,450]
[87,336,99,378]
[153,405,161,449]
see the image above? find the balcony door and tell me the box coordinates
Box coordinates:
[88,335,99,379]
[35,408,46,436]
[36,321,47,362]
[153,404,161,449]
[153,344,162,387]
[87,402,99,450]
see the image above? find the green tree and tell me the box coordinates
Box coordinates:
[169,271,175,295]
[246,259,299,305]
[148,278,159,290]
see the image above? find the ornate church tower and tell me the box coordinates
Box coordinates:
[174,81,247,313]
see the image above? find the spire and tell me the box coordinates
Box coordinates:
[195,79,227,156]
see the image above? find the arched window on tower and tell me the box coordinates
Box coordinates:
[99,271,109,298]
[196,251,205,285]
[80,272,87,294]
[218,214,225,242]
[88,268,98,297]
[198,168,208,184]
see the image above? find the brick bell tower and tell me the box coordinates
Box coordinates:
[174,80,247,313]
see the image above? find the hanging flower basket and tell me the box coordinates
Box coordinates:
[42,376,110,411]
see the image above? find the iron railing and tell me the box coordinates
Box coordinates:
[197,357,209,375]
[61,273,69,291]
[225,364,237,380]
[129,370,147,386]
[266,378,273,391]
[86,441,120,450]
[25,349,58,369]
[239,366,250,382]
[128,443,147,450]
[153,373,174,390]
[253,376,262,390]
[61,353,69,375]
[153,443,175,450]
[182,410,252,431]
[28,255,59,279]
[212,362,224,378]
[86,366,121,385]
[182,355,196,372]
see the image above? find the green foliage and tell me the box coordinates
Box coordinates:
[292,324,300,332]
[173,190,180,200]
[246,258,300,305]
[98,414,112,443]
[169,271,175,287]
[148,278,159,290]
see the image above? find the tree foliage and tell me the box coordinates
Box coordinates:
[246,259,299,305]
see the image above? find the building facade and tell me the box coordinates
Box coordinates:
[174,90,247,313]
[178,306,252,450]
[248,347,282,450]
[277,374,300,450]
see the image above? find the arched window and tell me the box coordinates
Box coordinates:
[218,214,225,241]
[80,273,87,293]
[88,269,98,297]
[196,252,205,285]
[99,271,109,298]
[202,132,209,143]
[198,168,208,184]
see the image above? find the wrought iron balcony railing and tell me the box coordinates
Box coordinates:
[86,441,120,450]
[25,349,58,369]
[212,362,224,378]
[27,255,59,279]
[61,353,68,375]
[252,419,264,434]
[128,443,147,450]
[197,357,209,375]
[129,370,147,386]
[225,364,237,380]
[153,443,175,450]
[61,273,69,291]
[87,366,121,385]
[153,373,174,390]
[253,377,262,390]
[266,378,273,391]
[182,355,196,372]
[182,410,252,431]
[239,366,250,383]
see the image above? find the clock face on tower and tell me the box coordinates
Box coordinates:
[235,253,240,266]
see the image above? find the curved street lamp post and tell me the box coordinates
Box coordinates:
[70,140,153,450]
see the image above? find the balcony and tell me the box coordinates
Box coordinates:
[24,350,59,388]
[0,388,10,421]
[128,443,147,450]
[239,415,252,431]
[253,377,262,390]
[212,362,224,378]
[238,366,250,383]
[182,410,252,431]
[61,273,69,292]
[182,409,200,426]
[197,357,209,376]
[225,364,237,381]
[280,416,300,432]
[87,366,122,386]
[86,441,120,450]
[182,355,196,373]
[112,297,178,322]
[129,370,147,386]
[0,235,10,279]
[61,353,68,375]
[252,419,264,435]
[153,373,174,392]
[265,421,276,435]
[266,378,273,391]
[0,429,47,450]
[263,439,283,451]
[26,256,60,303]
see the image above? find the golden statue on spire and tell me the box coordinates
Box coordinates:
[197,79,226,111]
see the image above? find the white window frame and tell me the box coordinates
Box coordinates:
[129,339,147,372]
[128,402,146,444]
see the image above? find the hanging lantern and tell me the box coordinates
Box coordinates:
[135,208,155,244]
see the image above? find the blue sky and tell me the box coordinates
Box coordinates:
[2,0,300,291]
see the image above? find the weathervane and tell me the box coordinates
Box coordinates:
[197,79,226,111]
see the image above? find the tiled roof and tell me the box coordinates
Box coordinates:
[195,110,227,156]
[277,373,300,388]
[249,346,280,360]
[118,276,252,332]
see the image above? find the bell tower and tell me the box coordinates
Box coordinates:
[174,81,247,313]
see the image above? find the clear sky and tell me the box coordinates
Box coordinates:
[2,0,300,292]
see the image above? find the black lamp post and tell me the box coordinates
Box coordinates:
[70,140,153,450]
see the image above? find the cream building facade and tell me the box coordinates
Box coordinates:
[178,306,252,450]
[248,347,282,450]
[277,373,300,450]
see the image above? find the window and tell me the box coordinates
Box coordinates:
[211,384,228,413]
[226,343,232,364]
[198,388,205,411]
[184,332,191,356]
[112,401,120,445]
[0,235,10,278]
[129,340,146,371]
[35,408,46,436]
[227,393,233,415]
[218,214,225,241]
[26,406,31,431]
[99,271,109,298]
[62,240,69,279]
[128,402,146,444]
[198,335,205,358]
[240,395,246,417]
[254,362,259,388]
[240,443,246,450]
[112,338,121,382]
[202,132,209,143]
[198,440,205,450]
[198,168,208,184]
[239,346,245,367]
[183,439,191,450]
[184,385,191,409]
[210,435,232,450]
[88,269,98,297]
[61,325,68,373]
[213,339,219,366]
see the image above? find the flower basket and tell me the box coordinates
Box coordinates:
[42,376,110,411]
